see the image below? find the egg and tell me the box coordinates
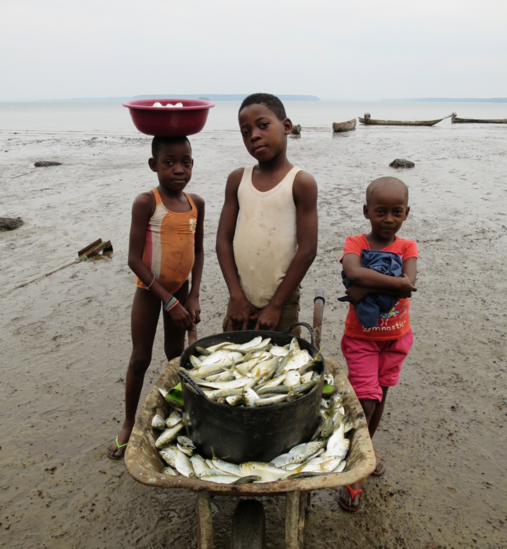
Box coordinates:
[165,103,175,108]
[175,102,183,108]
[152,102,163,107]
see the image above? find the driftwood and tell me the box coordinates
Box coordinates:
[332,119,356,132]
[0,217,24,231]
[34,161,62,168]
[291,125,301,136]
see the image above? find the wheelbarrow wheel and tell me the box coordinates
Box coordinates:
[230,499,266,549]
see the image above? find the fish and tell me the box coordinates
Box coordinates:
[174,451,194,477]
[284,371,300,387]
[289,440,327,457]
[195,346,211,356]
[151,414,166,431]
[177,436,195,456]
[155,424,184,449]
[165,410,182,428]
[243,387,260,407]
[189,355,202,368]
[232,476,262,485]
[270,346,290,357]
[301,456,342,473]
[239,462,293,482]
[159,445,179,467]
[300,371,314,384]
[190,454,210,476]
[284,350,312,371]
[257,385,290,396]
[289,337,301,352]
[257,373,286,391]
[255,394,289,406]
[195,378,251,390]
[271,452,308,468]
[212,459,242,477]
[249,357,279,379]
[237,336,262,350]
[226,395,243,406]
[207,388,244,400]
[199,473,240,484]
[333,460,346,473]
[162,466,178,476]
[205,342,229,353]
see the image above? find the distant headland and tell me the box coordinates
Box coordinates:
[383,98,507,103]
[3,94,321,103]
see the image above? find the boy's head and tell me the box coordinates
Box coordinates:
[364,177,410,239]
[238,93,292,162]
[149,136,193,191]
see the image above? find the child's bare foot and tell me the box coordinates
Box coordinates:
[371,452,386,476]
[338,480,363,512]
[107,422,133,460]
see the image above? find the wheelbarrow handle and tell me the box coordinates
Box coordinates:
[283,322,315,348]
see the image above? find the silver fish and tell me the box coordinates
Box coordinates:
[165,410,182,428]
[271,452,308,468]
[256,394,288,406]
[239,462,295,482]
[284,350,312,371]
[243,387,260,407]
[289,440,327,457]
[205,342,229,353]
[258,373,287,390]
[226,395,243,406]
[237,336,263,351]
[270,346,290,357]
[189,355,202,368]
[174,451,194,477]
[289,337,301,352]
[162,466,178,476]
[155,424,184,449]
[151,414,166,431]
[159,445,179,467]
[300,371,314,384]
[284,371,300,387]
[212,459,241,477]
[333,460,346,473]
[199,473,240,484]
[190,454,210,476]
[177,436,195,456]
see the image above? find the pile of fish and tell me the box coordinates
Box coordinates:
[152,386,353,484]
[176,336,323,407]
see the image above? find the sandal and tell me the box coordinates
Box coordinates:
[106,435,128,460]
[371,452,386,476]
[338,485,362,512]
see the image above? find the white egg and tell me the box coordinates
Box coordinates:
[153,102,163,107]
[175,102,183,108]
[165,103,175,108]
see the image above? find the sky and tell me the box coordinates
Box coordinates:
[1,0,506,101]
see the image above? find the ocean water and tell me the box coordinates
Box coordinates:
[1,100,507,135]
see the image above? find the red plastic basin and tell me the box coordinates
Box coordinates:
[123,98,215,137]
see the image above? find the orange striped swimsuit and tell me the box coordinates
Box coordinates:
[135,188,198,294]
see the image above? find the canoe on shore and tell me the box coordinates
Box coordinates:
[451,116,507,124]
[332,119,356,132]
[359,116,444,127]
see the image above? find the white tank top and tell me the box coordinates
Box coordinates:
[233,165,302,308]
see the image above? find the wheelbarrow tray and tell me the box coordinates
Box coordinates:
[125,356,375,495]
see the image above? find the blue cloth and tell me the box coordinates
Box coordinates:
[338,250,403,328]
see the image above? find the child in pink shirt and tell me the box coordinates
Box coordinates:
[338,177,418,512]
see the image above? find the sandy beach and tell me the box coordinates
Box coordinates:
[1,118,506,548]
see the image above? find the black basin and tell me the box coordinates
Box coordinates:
[178,330,325,464]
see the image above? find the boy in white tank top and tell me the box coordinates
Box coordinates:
[217,93,318,333]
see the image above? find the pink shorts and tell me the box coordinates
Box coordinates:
[341,330,413,402]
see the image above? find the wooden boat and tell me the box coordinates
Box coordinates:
[451,114,507,124]
[332,119,356,132]
[359,115,444,127]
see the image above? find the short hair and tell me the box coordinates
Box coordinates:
[239,93,287,121]
[366,177,409,205]
[151,136,191,158]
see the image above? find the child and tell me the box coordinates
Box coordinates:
[107,136,205,459]
[216,93,318,333]
[338,176,417,511]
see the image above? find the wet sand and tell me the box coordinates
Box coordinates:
[1,124,506,548]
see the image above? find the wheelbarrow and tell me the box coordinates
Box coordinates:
[124,290,375,548]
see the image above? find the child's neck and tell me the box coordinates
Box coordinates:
[157,186,191,212]
[252,153,293,192]
[365,230,397,250]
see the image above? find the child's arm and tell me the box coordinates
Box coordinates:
[343,255,417,304]
[185,194,205,324]
[128,193,193,330]
[216,169,258,330]
[254,172,318,331]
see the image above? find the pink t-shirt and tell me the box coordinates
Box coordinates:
[340,234,418,341]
